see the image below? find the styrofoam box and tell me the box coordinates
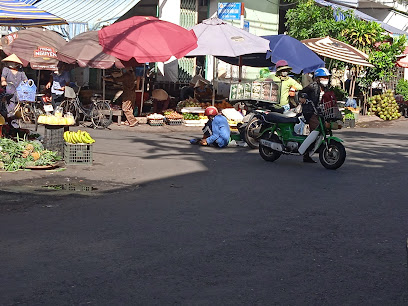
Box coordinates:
[221,108,244,122]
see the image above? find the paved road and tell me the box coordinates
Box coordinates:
[1,120,408,305]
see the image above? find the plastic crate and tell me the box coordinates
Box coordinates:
[166,119,183,126]
[343,118,356,128]
[64,143,93,165]
[43,125,65,156]
[148,119,164,126]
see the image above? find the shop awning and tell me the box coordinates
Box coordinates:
[0,0,67,26]
[314,0,408,35]
[22,0,141,39]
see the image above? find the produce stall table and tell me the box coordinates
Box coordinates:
[181,107,206,126]
[102,109,123,126]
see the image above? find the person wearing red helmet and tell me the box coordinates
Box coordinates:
[270,60,302,110]
[199,106,230,148]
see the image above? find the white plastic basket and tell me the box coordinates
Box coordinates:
[320,100,343,121]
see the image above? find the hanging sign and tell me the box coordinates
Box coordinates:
[243,21,249,32]
[33,46,57,59]
[218,3,242,20]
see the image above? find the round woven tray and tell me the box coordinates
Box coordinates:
[25,162,61,170]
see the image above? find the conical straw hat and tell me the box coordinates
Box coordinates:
[151,88,168,101]
[2,53,23,65]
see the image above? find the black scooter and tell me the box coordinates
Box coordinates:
[236,100,285,149]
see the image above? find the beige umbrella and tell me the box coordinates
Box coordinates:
[302,36,374,67]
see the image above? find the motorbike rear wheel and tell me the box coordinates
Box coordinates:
[244,117,262,149]
[259,133,281,162]
[319,140,346,170]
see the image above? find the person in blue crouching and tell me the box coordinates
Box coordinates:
[200,106,230,148]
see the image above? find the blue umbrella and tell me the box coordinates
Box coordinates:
[217,34,325,74]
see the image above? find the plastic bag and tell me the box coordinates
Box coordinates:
[16,79,36,102]
[345,97,357,108]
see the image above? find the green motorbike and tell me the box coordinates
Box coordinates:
[257,100,346,170]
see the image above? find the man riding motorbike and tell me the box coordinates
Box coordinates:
[299,68,337,163]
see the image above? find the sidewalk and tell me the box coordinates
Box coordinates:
[356,115,402,128]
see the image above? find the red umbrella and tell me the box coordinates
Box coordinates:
[98,16,197,63]
[396,46,408,68]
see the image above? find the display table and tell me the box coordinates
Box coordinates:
[106,109,124,126]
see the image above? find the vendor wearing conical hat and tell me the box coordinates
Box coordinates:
[269,60,302,109]
[1,53,26,89]
[1,54,27,128]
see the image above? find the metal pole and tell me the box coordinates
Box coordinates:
[140,64,146,116]
[37,70,41,93]
[212,56,216,106]
[102,69,106,101]
[238,56,243,82]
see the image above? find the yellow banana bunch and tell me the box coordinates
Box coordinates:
[63,130,95,144]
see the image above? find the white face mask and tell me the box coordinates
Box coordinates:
[319,80,329,86]
[281,71,289,77]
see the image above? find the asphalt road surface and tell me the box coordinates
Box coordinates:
[1,120,408,305]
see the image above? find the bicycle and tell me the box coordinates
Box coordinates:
[60,86,113,129]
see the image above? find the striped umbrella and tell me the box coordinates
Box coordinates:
[302,36,374,67]
[396,46,408,68]
[0,0,66,26]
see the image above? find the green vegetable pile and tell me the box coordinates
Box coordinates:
[367,90,402,121]
[183,113,200,120]
[0,137,62,171]
[343,109,355,120]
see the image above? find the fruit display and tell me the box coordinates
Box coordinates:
[64,130,95,144]
[367,90,402,120]
[163,110,183,120]
[183,113,200,120]
[147,113,165,120]
[200,102,211,109]
[147,113,165,126]
[0,137,61,171]
[177,98,201,109]
[38,114,76,125]
[216,100,233,110]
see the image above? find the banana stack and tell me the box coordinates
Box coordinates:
[64,130,95,144]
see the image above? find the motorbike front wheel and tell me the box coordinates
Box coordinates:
[259,134,281,162]
[319,140,346,170]
[244,117,262,149]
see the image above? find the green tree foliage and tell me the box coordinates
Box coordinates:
[285,0,343,40]
[285,0,407,87]
[339,19,383,53]
[395,78,408,101]
[359,35,406,90]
